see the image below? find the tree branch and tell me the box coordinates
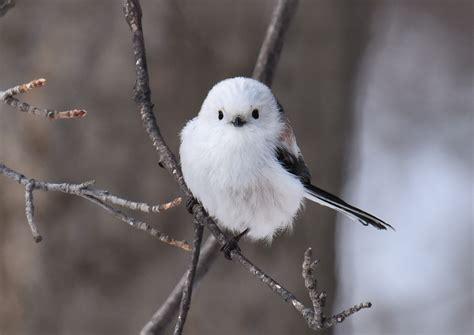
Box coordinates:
[122,1,187,191]
[173,220,204,335]
[0,0,15,17]
[253,0,299,86]
[301,248,371,329]
[24,180,42,242]
[123,0,372,332]
[0,78,87,119]
[0,163,190,251]
[140,236,220,335]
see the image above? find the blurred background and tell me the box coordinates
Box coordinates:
[0,1,472,334]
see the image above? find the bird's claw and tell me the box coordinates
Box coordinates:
[186,197,198,214]
[221,240,241,260]
[221,228,249,260]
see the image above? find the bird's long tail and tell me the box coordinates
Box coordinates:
[304,184,393,230]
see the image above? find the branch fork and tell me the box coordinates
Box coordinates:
[301,248,372,330]
[0,163,189,250]
[0,78,87,119]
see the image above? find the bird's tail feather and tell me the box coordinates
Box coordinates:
[304,184,393,230]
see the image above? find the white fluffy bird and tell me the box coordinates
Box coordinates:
[180,77,391,256]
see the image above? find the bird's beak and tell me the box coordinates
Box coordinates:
[231,116,246,127]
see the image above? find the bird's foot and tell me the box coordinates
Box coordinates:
[185,197,198,214]
[221,228,249,260]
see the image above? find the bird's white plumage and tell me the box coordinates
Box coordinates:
[180,77,391,241]
[180,77,305,241]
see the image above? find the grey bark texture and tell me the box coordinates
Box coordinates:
[0,163,188,249]
[172,220,203,335]
[0,78,87,119]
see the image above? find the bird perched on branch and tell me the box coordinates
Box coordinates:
[180,77,392,258]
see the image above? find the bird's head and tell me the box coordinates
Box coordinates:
[198,77,283,139]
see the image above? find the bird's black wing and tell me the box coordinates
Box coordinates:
[275,145,311,185]
[275,101,312,185]
[275,102,393,231]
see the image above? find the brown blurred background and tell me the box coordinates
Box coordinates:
[0,1,472,335]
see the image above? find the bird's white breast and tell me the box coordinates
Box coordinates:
[180,117,306,241]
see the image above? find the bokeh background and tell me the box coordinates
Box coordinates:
[0,1,472,334]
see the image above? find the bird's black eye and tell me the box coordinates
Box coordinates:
[218,110,223,120]
[252,109,259,119]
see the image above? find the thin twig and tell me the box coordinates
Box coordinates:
[173,220,204,335]
[81,187,182,214]
[122,0,187,191]
[303,252,324,325]
[0,78,87,119]
[24,180,42,242]
[253,0,299,86]
[78,194,189,251]
[140,236,220,335]
[0,163,190,251]
[123,0,371,332]
[301,248,372,329]
[0,0,15,17]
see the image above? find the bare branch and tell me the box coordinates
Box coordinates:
[0,0,15,17]
[173,220,204,335]
[0,78,87,119]
[253,0,299,86]
[81,187,182,214]
[2,78,46,96]
[301,248,372,330]
[122,0,187,191]
[0,163,190,251]
[213,248,371,330]
[141,236,220,335]
[78,194,190,251]
[24,181,42,243]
